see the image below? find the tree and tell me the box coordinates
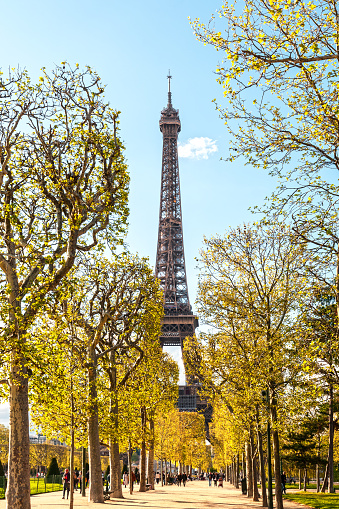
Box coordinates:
[297,288,339,492]
[75,254,164,499]
[191,6,339,496]
[191,0,339,181]
[282,416,322,491]
[46,457,60,477]
[186,223,309,509]
[29,296,89,508]
[0,63,129,508]
[129,345,179,491]
[0,425,9,469]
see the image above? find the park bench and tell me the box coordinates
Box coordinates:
[103,490,112,501]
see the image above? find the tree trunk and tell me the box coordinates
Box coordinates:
[129,441,133,495]
[6,363,31,509]
[316,464,320,493]
[82,447,86,497]
[139,406,147,492]
[321,462,328,492]
[109,352,122,499]
[236,453,239,489]
[69,426,75,509]
[246,441,253,498]
[69,336,75,509]
[109,438,122,498]
[242,449,246,480]
[270,398,283,509]
[257,427,268,507]
[328,384,334,493]
[303,468,307,491]
[87,348,104,503]
[251,432,259,502]
[160,458,163,486]
[165,458,167,485]
[148,418,155,490]
[298,469,302,490]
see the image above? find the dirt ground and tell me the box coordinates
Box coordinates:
[0,480,309,509]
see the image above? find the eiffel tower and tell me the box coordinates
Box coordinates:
[155,74,208,416]
[155,73,198,351]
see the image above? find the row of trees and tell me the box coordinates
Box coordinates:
[186,0,339,507]
[154,409,210,478]
[185,223,339,508]
[0,63,181,508]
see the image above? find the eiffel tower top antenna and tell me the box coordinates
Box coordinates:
[167,69,172,106]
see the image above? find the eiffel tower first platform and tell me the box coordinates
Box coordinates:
[155,73,198,349]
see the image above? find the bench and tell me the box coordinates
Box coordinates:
[103,490,112,501]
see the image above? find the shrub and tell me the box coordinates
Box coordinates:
[47,458,59,477]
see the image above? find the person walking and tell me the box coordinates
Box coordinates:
[62,469,70,500]
[123,472,129,488]
[182,472,187,487]
[281,471,287,494]
[208,473,212,487]
[156,472,160,484]
[177,473,182,486]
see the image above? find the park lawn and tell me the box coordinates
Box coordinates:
[284,492,339,508]
[0,479,63,499]
[30,478,63,495]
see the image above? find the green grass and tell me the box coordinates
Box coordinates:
[0,478,63,499]
[30,478,63,495]
[284,492,339,508]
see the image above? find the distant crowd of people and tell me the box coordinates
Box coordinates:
[62,468,89,500]
[61,466,229,499]
[155,471,190,486]
[208,472,225,487]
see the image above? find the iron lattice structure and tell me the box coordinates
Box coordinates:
[155,75,198,348]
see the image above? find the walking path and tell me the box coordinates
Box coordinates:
[0,481,309,509]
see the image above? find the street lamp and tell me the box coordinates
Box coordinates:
[262,390,273,509]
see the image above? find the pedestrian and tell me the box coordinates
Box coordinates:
[62,469,70,500]
[281,471,287,494]
[218,474,223,488]
[85,470,89,488]
[156,472,160,484]
[208,473,212,487]
[123,472,129,488]
[182,472,187,487]
[213,473,217,487]
[177,473,182,486]
[74,470,78,490]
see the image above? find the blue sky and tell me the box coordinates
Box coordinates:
[0,0,279,419]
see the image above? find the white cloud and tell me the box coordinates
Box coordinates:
[178,137,218,160]
[0,401,9,426]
